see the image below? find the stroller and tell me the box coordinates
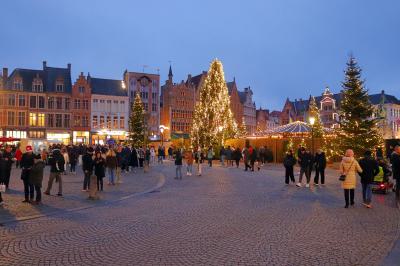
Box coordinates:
[372,159,393,194]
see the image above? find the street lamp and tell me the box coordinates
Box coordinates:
[309,116,315,155]
[159,125,168,147]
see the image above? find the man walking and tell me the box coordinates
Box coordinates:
[391,145,400,208]
[44,148,65,196]
[358,150,379,208]
[174,148,183,180]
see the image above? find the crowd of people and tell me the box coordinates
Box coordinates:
[0,143,167,206]
[0,142,399,210]
[282,144,400,209]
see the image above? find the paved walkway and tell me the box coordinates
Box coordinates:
[0,164,162,224]
[0,161,399,265]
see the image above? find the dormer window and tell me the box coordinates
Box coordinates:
[13,78,23,90]
[32,75,43,92]
[56,84,64,92]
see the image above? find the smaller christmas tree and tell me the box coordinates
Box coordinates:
[308,96,324,138]
[128,92,145,147]
[238,117,247,137]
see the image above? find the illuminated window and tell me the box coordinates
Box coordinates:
[29,113,37,126]
[38,113,45,127]
[106,116,111,129]
[113,117,118,128]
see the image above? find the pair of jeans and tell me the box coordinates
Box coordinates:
[314,168,325,184]
[285,166,295,184]
[344,189,355,206]
[108,168,115,184]
[208,159,212,167]
[116,167,121,183]
[362,183,372,204]
[299,167,311,183]
[46,172,62,195]
[23,179,34,200]
[70,162,76,173]
[83,171,91,190]
[176,165,182,179]
[187,164,193,175]
[158,156,163,164]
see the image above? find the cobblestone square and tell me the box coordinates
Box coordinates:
[1,162,399,265]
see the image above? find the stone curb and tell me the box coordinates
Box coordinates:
[0,172,166,225]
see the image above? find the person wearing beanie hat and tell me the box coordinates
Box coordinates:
[20,145,35,203]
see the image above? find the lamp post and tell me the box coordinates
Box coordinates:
[309,116,315,155]
[159,125,168,147]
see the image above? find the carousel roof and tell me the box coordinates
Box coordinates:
[265,121,333,135]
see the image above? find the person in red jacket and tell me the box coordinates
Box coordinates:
[15,147,22,168]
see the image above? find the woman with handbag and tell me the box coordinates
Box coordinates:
[340,149,363,208]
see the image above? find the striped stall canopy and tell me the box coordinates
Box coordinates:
[265,121,334,135]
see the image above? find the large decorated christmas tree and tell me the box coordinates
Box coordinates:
[128,92,145,147]
[237,117,247,138]
[336,56,382,158]
[191,59,237,148]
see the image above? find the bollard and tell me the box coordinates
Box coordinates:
[88,175,99,200]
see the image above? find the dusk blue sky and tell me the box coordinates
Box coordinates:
[1,0,399,110]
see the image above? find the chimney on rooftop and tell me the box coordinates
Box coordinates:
[3,68,8,80]
[67,63,71,70]
[43,61,47,69]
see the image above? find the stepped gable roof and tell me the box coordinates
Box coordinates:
[90,77,127,97]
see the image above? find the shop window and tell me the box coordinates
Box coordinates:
[30,96,37,108]
[38,96,45,108]
[55,114,62,127]
[6,130,26,138]
[29,113,37,126]
[18,112,26,126]
[64,114,70,128]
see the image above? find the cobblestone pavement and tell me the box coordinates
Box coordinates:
[0,161,399,265]
[0,164,162,223]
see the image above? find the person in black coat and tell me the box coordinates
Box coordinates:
[68,147,78,174]
[94,151,105,191]
[313,149,327,185]
[130,147,138,169]
[2,146,14,190]
[44,148,65,196]
[283,150,296,184]
[232,147,242,168]
[20,146,35,202]
[0,153,6,205]
[358,150,379,207]
[82,147,94,191]
[297,148,313,187]
[391,145,400,208]
[29,154,46,204]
